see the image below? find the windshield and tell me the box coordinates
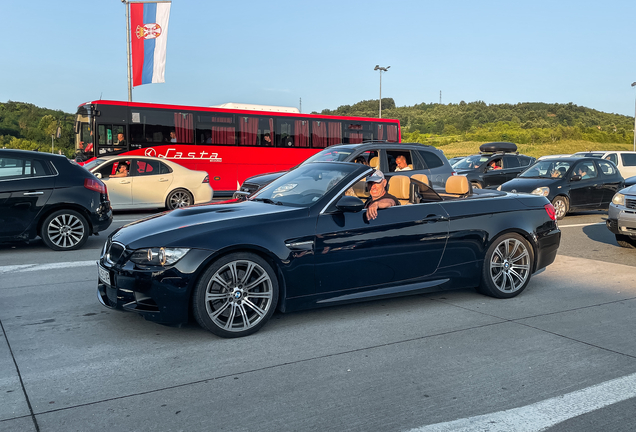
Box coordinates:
[251,163,363,207]
[453,155,489,170]
[300,147,356,165]
[520,160,572,178]
[82,158,108,171]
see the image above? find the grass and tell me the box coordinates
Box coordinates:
[433,140,636,159]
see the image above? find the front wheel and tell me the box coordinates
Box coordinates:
[552,196,569,220]
[615,234,636,249]
[166,189,193,209]
[192,252,279,338]
[478,233,534,299]
[41,210,89,251]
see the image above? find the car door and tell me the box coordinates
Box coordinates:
[131,159,174,207]
[596,159,623,205]
[569,160,603,208]
[314,201,449,295]
[0,156,54,239]
[482,157,507,188]
[501,155,522,183]
[96,160,133,208]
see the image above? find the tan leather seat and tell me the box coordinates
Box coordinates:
[351,180,369,199]
[387,175,411,205]
[369,156,379,169]
[411,174,429,186]
[445,175,471,196]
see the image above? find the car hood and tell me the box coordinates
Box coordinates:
[454,168,478,174]
[243,171,287,186]
[500,177,556,192]
[619,183,636,196]
[110,201,305,249]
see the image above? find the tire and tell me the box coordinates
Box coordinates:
[615,234,636,249]
[552,196,569,220]
[41,210,89,251]
[471,182,482,189]
[478,233,534,299]
[166,189,193,209]
[192,252,279,338]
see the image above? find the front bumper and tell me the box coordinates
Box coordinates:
[607,203,636,237]
[97,246,215,325]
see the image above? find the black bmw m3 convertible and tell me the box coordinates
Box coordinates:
[97,162,561,338]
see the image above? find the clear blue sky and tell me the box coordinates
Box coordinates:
[1,0,635,117]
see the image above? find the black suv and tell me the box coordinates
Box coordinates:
[0,149,113,250]
[234,142,456,199]
[452,142,535,189]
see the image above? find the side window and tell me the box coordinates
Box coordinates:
[518,156,533,167]
[135,159,161,176]
[353,150,380,167]
[97,125,126,154]
[504,155,520,169]
[129,109,193,148]
[159,162,173,174]
[0,158,50,179]
[97,160,131,178]
[386,150,414,172]
[621,153,636,167]
[417,150,444,169]
[597,160,617,176]
[196,114,236,145]
[573,161,597,179]
[605,153,618,165]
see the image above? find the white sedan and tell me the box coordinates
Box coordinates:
[84,156,213,210]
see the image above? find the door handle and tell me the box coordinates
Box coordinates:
[23,192,44,196]
[159,178,169,182]
[418,214,448,223]
[119,180,131,184]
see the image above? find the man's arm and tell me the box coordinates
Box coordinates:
[366,197,398,220]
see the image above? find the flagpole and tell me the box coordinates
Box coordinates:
[124,0,132,102]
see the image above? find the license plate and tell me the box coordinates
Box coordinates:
[98,264,111,286]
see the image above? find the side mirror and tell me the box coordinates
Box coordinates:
[571,175,581,181]
[336,195,365,213]
[94,172,102,179]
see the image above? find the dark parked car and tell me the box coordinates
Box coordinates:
[0,149,112,250]
[233,141,456,199]
[453,142,535,189]
[499,157,624,219]
[606,183,636,248]
[98,162,561,338]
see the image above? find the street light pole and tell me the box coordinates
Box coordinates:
[632,82,636,152]
[374,65,390,118]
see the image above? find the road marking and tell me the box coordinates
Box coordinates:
[559,222,605,228]
[0,260,96,274]
[406,372,636,432]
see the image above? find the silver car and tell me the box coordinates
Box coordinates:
[607,184,636,248]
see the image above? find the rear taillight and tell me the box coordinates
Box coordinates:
[85,178,106,195]
[203,175,209,183]
[544,203,556,221]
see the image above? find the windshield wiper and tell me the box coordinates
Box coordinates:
[250,198,284,205]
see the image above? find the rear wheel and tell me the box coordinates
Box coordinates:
[192,252,279,338]
[552,196,569,220]
[166,189,193,209]
[478,233,534,299]
[471,182,482,189]
[41,210,89,251]
[615,234,636,249]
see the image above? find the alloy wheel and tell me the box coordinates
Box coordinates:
[47,213,86,249]
[488,238,531,294]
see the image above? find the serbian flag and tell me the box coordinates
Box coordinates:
[130,2,171,87]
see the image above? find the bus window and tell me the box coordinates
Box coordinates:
[312,121,327,148]
[196,114,236,145]
[327,121,343,146]
[387,125,398,142]
[344,123,371,144]
[97,124,126,154]
[130,109,194,146]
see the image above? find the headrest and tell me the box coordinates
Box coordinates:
[411,174,429,186]
[445,175,470,195]
[388,175,410,199]
[369,157,379,169]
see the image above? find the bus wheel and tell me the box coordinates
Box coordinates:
[166,189,193,209]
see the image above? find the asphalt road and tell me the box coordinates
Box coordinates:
[1,209,636,432]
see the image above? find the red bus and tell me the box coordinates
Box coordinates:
[74,100,401,195]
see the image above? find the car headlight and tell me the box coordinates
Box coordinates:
[531,187,550,197]
[130,247,190,266]
[612,193,625,206]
